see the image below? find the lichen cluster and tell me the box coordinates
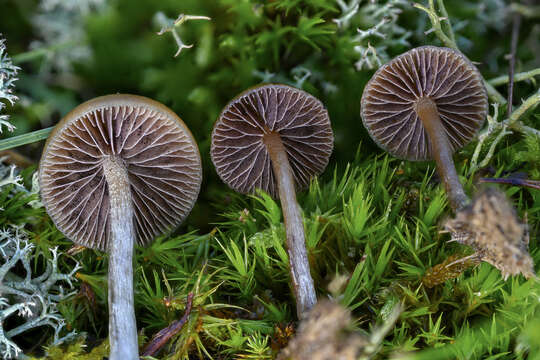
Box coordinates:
[0,164,79,359]
[0,39,18,133]
[30,0,106,74]
[0,228,80,359]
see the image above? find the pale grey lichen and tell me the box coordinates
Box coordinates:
[154,12,211,57]
[0,164,23,190]
[26,173,43,210]
[474,0,507,33]
[0,38,19,133]
[334,0,411,71]
[0,228,81,359]
[334,0,363,29]
[0,161,42,211]
[290,66,312,89]
[253,65,337,95]
[0,162,79,358]
[30,0,107,74]
[252,69,277,83]
[39,0,105,13]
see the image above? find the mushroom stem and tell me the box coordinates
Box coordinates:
[263,131,317,318]
[416,97,470,211]
[102,156,139,360]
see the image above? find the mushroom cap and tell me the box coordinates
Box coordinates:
[361,46,488,161]
[211,84,333,198]
[39,94,202,251]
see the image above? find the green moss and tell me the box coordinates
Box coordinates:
[36,338,110,360]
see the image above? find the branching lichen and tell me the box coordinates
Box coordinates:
[154,12,211,57]
[347,0,411,71]
[253,65,337,95]
[0,162,79,358]
[0,38,19,133]
[0,161,42,210]
[30,0,106,73]
[476,0,507,32]
[0,228,81,358]
[333,0,362,29]
[332,0,411,70]
[0,164,23,190]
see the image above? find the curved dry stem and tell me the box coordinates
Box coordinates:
[416,97,470,211]
[479,177,540,191]
[102,156,139,360]
[263,131,317,318]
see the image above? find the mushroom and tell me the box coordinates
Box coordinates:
[39,94,202,359]
[211,84,333,318]
[361,46,488,211]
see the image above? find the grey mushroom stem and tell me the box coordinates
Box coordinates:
[102,156,139,360]
[415,97,470,211]
[263,131,317,319]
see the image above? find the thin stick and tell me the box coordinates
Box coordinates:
[507,11,521,118]
[142,292,194,357]
[479,177,540,191]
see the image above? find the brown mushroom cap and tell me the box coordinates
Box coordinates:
[211,84,333,198]
[39,94,202,251]
[361,46,488,161]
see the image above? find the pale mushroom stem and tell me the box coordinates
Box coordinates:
[416,97,470,211]
[263,131,317,318]
[102,156,139,360]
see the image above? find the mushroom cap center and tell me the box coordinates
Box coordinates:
[415,96,438,116]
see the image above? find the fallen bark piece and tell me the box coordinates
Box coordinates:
[142,292,194,357]
[444,188,535,280]
[277,300,401,360]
